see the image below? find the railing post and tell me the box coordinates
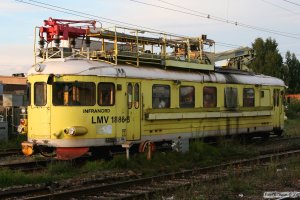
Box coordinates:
[114,26,118,65]
[136,30,139,67]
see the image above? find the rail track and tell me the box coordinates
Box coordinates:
[0,157,51,172]
[0,134,298,171]
[0,148,22,157]
[1,147,299,200]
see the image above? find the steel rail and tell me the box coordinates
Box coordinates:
[15,148,300,200]
[0,148,22,157]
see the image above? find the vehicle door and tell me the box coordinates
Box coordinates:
[126,82,141,141]
[29,81,51,139]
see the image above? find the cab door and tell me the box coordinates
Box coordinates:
[126,82,141,141]
[28,82,51,139]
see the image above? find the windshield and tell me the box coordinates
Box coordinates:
[52,82,96,106]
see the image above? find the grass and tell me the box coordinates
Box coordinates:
[169,156,300,199]
[284,102,300,136]
[285,101,300,119]
[0,168,51,187]
[0,139,259,188]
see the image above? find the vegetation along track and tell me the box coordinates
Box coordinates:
[2,147,300,200]
[0,135,299,172]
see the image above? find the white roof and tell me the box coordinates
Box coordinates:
[28,58,285,87]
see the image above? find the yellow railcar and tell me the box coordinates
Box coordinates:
[18,18,285,159]
[19,59,285,159]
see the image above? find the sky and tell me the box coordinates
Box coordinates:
[0,0,299,75]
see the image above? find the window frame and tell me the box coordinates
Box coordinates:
[52,82,96,106]
[127,83,133,109]
[179,86,195,108]
[98,82,115,106]
[34,82,47,106]
[224,87,238,108]
[203,86,217,108]
[243,88,255,107]
[134,83,140,109]
[152,84,171,109]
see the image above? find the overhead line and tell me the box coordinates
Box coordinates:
[26,0,179,35]
[129,0,300,39]
[15,0,246,49]
[282,0,300,7]
[261,0,299,15]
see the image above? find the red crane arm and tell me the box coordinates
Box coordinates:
[39,17,96,42]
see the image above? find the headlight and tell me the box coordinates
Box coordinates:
[34,63,44,72]
[69,127,76,135]
[21,107,26,114]
[64,126,88,136]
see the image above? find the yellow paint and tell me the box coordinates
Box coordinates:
[25,73,285,149]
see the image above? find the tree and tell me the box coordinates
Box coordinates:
[250,37,284,79]
[285,51,300,94]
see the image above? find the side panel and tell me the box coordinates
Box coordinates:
[260,89,270,107]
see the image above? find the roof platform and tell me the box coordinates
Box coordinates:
[37,18,216,71]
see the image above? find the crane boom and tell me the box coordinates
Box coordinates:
[214,47,255,71]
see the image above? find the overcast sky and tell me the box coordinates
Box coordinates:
[0,0,299,75]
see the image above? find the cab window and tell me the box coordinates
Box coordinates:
[98,83,115,106]
[53,82,95,106]
[180,86,195,108]
[152,84,170,109]
[34,82,47,106]
[203,86,217,108]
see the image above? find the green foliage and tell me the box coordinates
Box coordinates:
[285,101,300,119]
[284,111,300,136]
[285,51,300,94]
[228,177,253,193]
[47,161,77,177]
[0,168,50,187]
[189,142,221,165]
[81,160,106,172]
[250,37,284,80]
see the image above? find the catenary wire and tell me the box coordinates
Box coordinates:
[261,0,299,15]
[15,0,244,49]
[282,0,300,7]
[129,0,300,39]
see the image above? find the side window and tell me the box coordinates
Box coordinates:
[134,83,139,109]
[127,83,133,109]
[98,83,115,106]
[203,86,217,108]
[152,85,170,109]
[34,82,47,106]
[225,87,238,108]
[53,82,95,106]
[243,88,255,107]
[180,86,195,108]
